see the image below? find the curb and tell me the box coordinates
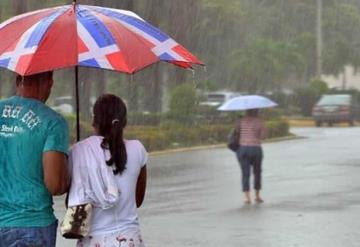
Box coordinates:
[262,135,305,143]
[149,135,302,157]
[288,119,360,127]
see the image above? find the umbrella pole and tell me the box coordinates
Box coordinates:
[75,66,80,142]
[74,0,78,141]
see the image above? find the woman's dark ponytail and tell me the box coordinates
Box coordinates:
[93,94,127,175]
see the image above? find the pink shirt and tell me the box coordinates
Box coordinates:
[238,116,266,146]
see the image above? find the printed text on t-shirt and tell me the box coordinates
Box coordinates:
[1,105,41,130]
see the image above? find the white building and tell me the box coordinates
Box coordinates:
[322,66,360,90]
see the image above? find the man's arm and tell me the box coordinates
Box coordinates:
[136,166,147,208]
[43,151,70,195]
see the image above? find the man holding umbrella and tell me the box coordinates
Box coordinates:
[0,71,70,246]
[0,3,202,245]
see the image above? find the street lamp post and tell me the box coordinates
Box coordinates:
[316,0,323,80]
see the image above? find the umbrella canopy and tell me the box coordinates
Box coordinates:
[0,4,203,76]
[217,95,278,111]
[0,3,203,141]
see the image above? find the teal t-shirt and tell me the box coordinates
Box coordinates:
[0,96,69,227]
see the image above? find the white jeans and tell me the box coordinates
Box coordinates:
[77,230,145,247]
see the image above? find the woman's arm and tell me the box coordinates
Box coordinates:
[260,120,267,140]
[136,165,147,208]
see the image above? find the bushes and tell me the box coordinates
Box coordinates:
[64,114,290,152]
[64,114,93,143]
[293,79,329,116]
[124,119,289,152]
[265,119,289,139]
[168,84,198,124]
[124,124,230,151]
[128,112,162,126]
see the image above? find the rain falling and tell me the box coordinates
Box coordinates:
[0,1,360,246]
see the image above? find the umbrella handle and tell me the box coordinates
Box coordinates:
[72,1,77,13]
[75,66,80,142]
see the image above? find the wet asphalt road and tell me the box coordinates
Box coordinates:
[55,127,360,247]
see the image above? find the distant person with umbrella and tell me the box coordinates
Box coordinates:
[237,108,266,203]
[218,95,277,204]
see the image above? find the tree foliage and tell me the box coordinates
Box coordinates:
[168,83,197,122]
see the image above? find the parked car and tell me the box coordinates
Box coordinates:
[199,91,242,108]
[51,96,96,115]
[312,94,358,126]
[51,96,73,114]
[197,91,242,123]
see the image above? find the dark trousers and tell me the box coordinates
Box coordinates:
[236,146,263,192]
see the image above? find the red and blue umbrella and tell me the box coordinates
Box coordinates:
[0,3,203,140]
[0,3,202,75]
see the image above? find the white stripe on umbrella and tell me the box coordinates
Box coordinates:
[92,6,145,22]
[118,21,186,61]
[151,38,182,58]
[0,23,39,70]
[77,20,121,70]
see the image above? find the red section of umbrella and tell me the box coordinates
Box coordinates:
[26,8,78,75]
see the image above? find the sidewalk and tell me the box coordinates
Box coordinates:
[287,118,360,127]
[149,135,300,156]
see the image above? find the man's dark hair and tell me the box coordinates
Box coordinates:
[16,71,53,85]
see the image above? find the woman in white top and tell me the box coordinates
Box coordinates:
[68,94,147,247]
